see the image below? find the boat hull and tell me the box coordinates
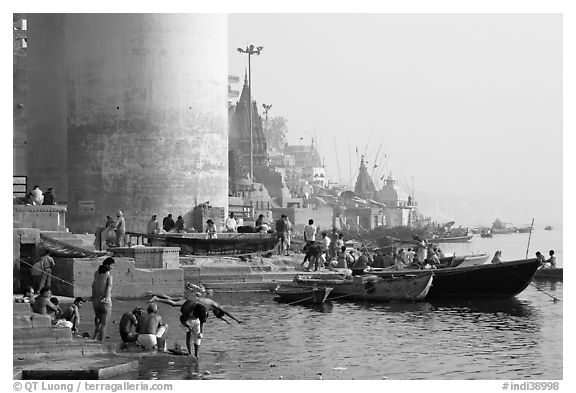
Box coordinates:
[428,258,540,299]
[533,267,563,281]
[274,286,332,304]
[296,272,433,302]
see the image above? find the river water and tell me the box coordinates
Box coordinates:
[88,229,563,380]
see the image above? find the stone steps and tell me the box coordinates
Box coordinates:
[14,340,116,359]
[13,326,73,344]
[13,313,53,329]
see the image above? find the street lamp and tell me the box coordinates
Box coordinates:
[237,44,263,181]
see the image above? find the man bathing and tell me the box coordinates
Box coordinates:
[137,303,169,351]
[147,289,243,357]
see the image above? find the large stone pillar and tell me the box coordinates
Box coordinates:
[64,14,228,233]
[25,14,68,200]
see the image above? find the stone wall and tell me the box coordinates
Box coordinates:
[110,247,180,269]
[13,205,67,231]
[52,256,183,299]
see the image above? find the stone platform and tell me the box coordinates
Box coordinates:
[14,356,139,380]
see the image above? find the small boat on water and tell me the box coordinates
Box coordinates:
[517,226,533,233]
[544,225,553,231]
[274,285,333,305]
[294,272,433,302]
[429,235,473,243]
[366,258,540,299]
[480,231,493,238]
[533,267,562,280]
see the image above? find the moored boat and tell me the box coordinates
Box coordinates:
[544,225,553,231]
[427,258,540,299]
[274,285,333,304]
[367,258,540,299]
[294,272,433,302]
[533,267,562,281]
[127,231,278,255]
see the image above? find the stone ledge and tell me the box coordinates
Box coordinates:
[13,205,68,213]
[14,356,139,380]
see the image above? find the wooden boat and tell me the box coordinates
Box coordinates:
[294,272,433,302]
[544,225,553,231]
[533,267,562,280]
[491,228,518,235]
[480,232,493,238]
[428,258,540,299]
[274,285,333,304]
[367,258,540,299]
[127,231,278,255]
[429,235,473,243]
[517,227,533,233]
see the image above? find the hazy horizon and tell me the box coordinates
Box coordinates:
[229,13,562,226]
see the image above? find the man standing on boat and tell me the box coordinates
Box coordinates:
[225,212,238,232]
[276,214,288,255]
[303,219,317,246]
[115,210,126,247]
[162,214,175,232]
[146,215,160,235]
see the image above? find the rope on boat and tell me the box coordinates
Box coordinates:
[285,295,315,306]
[504,263,560,302]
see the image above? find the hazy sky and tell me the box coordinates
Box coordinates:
[229,14,563,226]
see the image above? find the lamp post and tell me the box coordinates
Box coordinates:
[237,44,263,181]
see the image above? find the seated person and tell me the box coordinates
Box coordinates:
[535,251,547,266]
[32,287,60,319]
[61,297,85,334]
[119,307,144,344]
[137,303,168,351]
[491,250,502,264]
[50,297,64,319]
[547,250,557,268]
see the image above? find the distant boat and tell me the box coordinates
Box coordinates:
[480,231,493,238]
[544,225,553,231]
[491,228,518,235]
[429,235,473,243]
[533,267,562,281]
[517,226,533,233]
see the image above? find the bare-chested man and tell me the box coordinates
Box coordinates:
[137,303,168,350]
[148,288,242,357]
[92,257,114,340]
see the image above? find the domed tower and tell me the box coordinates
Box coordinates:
[354,155,376,200]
